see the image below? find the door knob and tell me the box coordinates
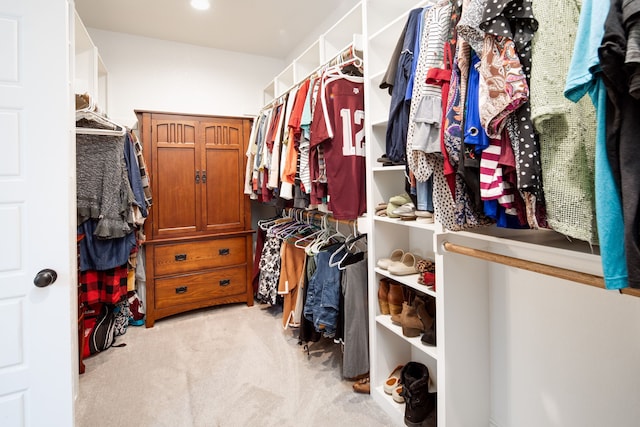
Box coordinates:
[33,269,57,288]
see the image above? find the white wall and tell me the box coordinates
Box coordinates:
[284,0,361,64]
[489,265,640,427]
[87,28,285,126]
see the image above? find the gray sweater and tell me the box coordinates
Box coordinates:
[76,132,135,239]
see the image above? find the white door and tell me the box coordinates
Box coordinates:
[0,1,75,426]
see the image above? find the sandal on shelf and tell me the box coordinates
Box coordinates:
[388,252,422,276]
[384,364,404,395]
[376,248,404,270]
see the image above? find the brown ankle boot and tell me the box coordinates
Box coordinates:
[378,279,390,315]
[419,296,436,346]
[400,299,424,337]
[387,283,403,316]
[415,297,434,331]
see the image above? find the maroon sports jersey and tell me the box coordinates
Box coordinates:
[310,75,365,220]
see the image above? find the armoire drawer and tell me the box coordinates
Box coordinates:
[154,266,247,309]
[153,237,246,276]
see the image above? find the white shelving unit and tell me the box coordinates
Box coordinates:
[74,9,108,113]
[261,3,363,105]
[363,2,436,423]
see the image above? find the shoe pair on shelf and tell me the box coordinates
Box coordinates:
[390,293,435,341]
[377,278,403,316]
[382,192,434,222]
[379,280,436,344]
[384,364,405,403]
[385,193,415,220]
[377,153,405,166]
[375,202,388,217]
[416,259,436,289]
[377,248,422,276]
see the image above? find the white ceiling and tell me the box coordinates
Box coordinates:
[75,0,361,59]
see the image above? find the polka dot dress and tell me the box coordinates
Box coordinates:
[479,0,542,197]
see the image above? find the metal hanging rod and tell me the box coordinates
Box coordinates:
[442,241,640,298]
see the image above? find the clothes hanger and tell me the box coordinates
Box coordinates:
[328,221,364,269]
[306,214,332,255]
[337,234,367,270]
[292,212,322,247]
[76,108,126,136]
[258,215,281,231]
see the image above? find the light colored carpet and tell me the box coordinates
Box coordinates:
[75,303,394,427]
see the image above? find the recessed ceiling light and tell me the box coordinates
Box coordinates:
[191,0,210,10]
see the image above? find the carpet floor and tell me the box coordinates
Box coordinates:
[75,303,395,427]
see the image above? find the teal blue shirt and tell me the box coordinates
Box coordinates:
[564,0,628,290]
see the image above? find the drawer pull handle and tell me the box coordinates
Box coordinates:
[219,248,230,256]
[219,279,231,286]
[175,286,188,294]
[175,254,187,261]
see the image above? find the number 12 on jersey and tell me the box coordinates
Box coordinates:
[340,108,365,157]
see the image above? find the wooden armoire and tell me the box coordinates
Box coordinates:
[135,110,254,327]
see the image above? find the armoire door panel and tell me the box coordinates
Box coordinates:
[203,148,244,231]
[201,118,243,148]
[151,117,199,238]
[154,119,197,145]
[154,147,198,236]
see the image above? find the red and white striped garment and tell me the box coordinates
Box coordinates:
[479,137,516,214]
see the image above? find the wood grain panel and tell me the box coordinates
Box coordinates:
[153,237,246,276]
[155,147,197,234]
[203,148,243,231]
[154,266,246,309]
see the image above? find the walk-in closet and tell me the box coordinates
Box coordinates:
[3,1,640,427]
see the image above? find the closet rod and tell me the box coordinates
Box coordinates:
[264,41,363,110]
[442,241,640,298]
[283,207,358,231]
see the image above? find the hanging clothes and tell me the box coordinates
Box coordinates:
[76,130,136,239]
[310,70,366,220]
[80,265,128,306]
[256,230,283,305]
[530,0,598,244]
[599,0,640,288]
[303,243,343,338]
[277,240,307,328]
[384,8,424,163]
[341,252,369,380]
[564,0,627,289]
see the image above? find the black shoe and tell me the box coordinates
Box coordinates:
[400,362,436,427]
